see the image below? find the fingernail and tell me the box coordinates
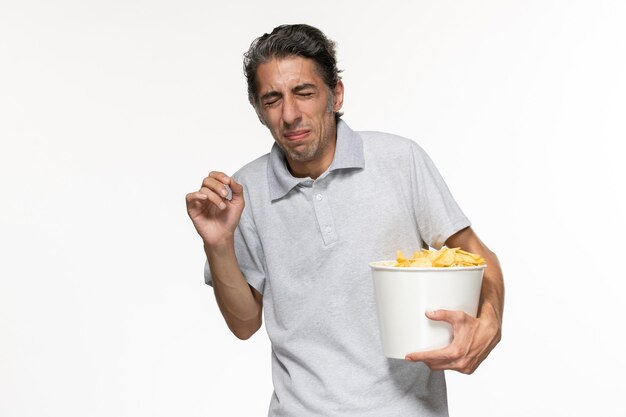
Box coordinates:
[219,202,226,210]
[221,189,228,197]
[223,185,233,201]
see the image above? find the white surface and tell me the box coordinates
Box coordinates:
[1,1,625,416]
[371,263,484,358]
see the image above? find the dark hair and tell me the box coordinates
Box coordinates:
[243,24,343,119]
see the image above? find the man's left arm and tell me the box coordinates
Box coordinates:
[405,226,504,374]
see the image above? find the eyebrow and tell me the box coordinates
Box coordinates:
[260,91,282,102]
[293,83,317,93]
[260,83,318,102]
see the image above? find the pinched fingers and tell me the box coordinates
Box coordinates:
[207,171,231,189]
[203,172,231,196]
[199,172,233,210]
[207,172,245,205]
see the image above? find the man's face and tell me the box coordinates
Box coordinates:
[255,56,344,177]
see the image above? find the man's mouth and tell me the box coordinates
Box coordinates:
[284,130,310,141]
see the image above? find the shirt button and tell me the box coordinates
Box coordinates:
[325,226,332,233]
[315,193,323,201]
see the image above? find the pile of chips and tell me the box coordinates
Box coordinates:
[394,247,486,268]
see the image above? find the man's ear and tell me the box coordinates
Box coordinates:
[333,80,344,112]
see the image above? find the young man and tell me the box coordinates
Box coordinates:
[186,24,503,416]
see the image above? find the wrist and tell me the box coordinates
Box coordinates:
[203,236,235,256]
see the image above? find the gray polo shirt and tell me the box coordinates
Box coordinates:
[206,121,470,417]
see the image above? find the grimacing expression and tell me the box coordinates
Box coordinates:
[255,56,344,169]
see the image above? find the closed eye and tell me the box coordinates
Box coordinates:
[260,91,282,107]
[293,83,317,97]
[262,97,281,107]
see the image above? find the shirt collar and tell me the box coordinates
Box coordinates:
[267,120,365,201]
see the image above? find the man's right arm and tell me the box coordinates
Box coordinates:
[186,171,263,340]
[205,241,263,340]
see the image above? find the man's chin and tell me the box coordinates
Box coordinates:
[276,141,309,160]
[285,151,314,163]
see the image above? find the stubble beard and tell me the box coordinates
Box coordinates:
[275,114,335,163]
[279,131,328,162]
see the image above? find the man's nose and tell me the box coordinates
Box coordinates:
[281,95,302,125]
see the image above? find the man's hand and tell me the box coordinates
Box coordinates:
[185,171,245,247]
[404,306,501,374]
[186,172,261,339]
[405,226,504,374]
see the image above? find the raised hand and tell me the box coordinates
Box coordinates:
[185,171,245,247]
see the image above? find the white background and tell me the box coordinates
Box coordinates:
[1,0,625,416]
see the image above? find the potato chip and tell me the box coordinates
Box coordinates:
[393,247,485,267]
[395,250,411,267]
[409,257,432,267]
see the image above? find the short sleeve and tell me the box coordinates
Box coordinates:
[409,142,471,249]
[204,211,267,295]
